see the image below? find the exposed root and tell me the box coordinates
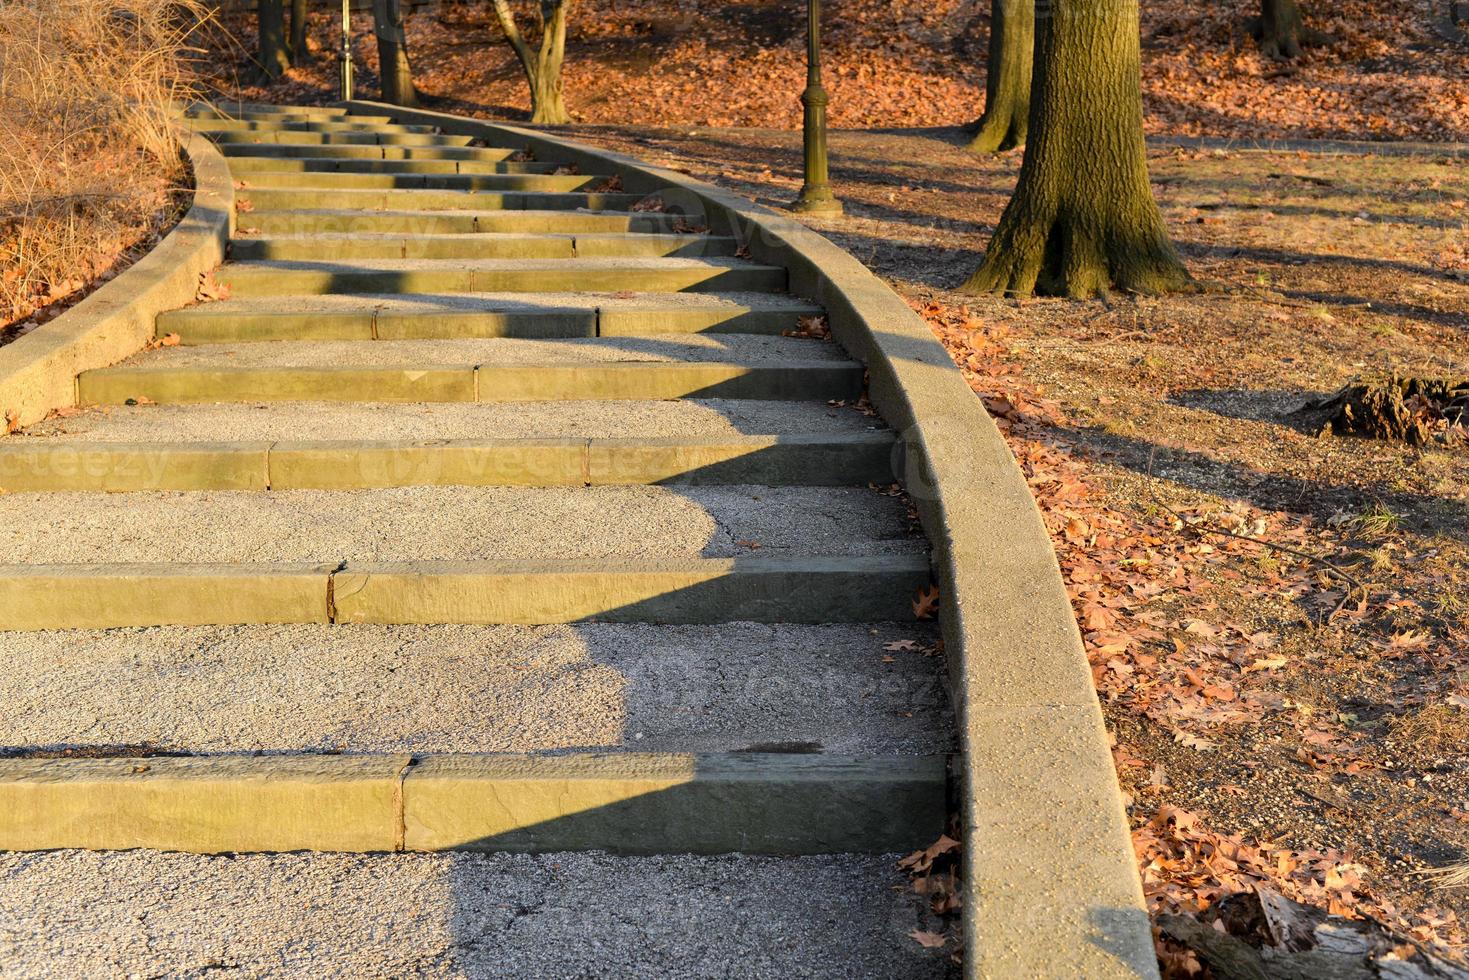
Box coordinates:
[966,110,1026,154]
[960,214,1193,299]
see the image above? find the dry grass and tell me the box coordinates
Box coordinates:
[0,0,208,335]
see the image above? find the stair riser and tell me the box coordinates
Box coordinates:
[0,754,946,855]
[0,436,896,491]
[190,119,436,136]
[212,266,780,296]
[159,306,811,343]
[77,363,859,405]
[225,157,567,175]
[0,558,930,629]
[190,104,390,122]
[236,189,652,213]
[160,310,594,342]
[227,236,736,261]
[239,211,685,235]
[236,172,600,192]
[204,130,475,148]
[218,143,520,162]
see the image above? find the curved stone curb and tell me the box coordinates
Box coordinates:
[341,100,1159,978]
[0,130,234,430]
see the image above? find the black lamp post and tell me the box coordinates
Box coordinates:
[793,0,842,215]
[340,0,354,101]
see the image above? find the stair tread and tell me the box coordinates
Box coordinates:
[0,485,922,565]
[225,256,769,272]
[165,290,817,316]
[15,400,883,443]
[0,622,950,756]
[0,850,943,977]
[106,336,844,370]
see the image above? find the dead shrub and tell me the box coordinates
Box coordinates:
[0,0,209,334]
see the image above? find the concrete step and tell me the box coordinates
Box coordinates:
[235,186,650,213]
[218,142,522,162]
[190,117,439,136]
[78,362,858,404]
[105,334,844,366]
[211,258,779,296]
[189,102,389,122]
[0,850,948,977]
[0,752,945,855]
[228,232,737,261]
[159,292,818,341]
[202,129,475,148]
[0,554,932,629]
[235,171,603,192]
[16,398,884,443]
[0,484,919,564]
[0,432,897,491]
[237,207,689,235]
[0,621,949,755]
[225,155,570,175]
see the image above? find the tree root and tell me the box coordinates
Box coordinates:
[966,110,1026,154]
[960,216,1193,299]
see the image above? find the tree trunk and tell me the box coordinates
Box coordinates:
[1258,0,1305,58]
[256,0,291,81]
[373,0,418,107]
[961,0,1191,298]
[288,0,309,63]
[491,0,573,125]
[968,0,1032,154]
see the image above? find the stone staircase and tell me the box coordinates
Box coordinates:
[0,104,956,974]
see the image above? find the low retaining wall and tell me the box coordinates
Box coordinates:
[0,131,233,430]
[341,99,1158,978]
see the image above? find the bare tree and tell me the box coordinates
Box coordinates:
[288,0,309,63]
[968,0,1032,153]
[1253,0,1328,60]
[490,0,573,125]
[962,0,1191,298]
[373,0,418,106]
[256,0,290,80]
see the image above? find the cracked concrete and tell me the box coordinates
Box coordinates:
[16,399,887,443]
[0,485,922,564]
[0,622,952,755]
[120,334,843,368]
[0,849,954,979]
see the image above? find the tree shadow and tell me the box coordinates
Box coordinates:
[1064,419,1469,543]
[1186,241,1467,284]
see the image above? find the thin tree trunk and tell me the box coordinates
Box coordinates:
[490,0,573,125]
[289,0,309,63]
[968,0,1032,154]
[961,0,1191,298]
[373,0,418,107]
[256,0,291,80]
[1254,0,1326,59]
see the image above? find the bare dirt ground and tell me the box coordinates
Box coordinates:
[555,122,1469,973]
[204,0,1469,141]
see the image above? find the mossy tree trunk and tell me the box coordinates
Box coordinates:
[1254,0,1326,59]
[491,0,573,125]
[962,0,1191,298]
[968,0,1033,154]
[288,0,309,63]
[372,0,418,107]
[256,0,291,80]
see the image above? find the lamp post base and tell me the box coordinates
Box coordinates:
[791,188,844,215]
